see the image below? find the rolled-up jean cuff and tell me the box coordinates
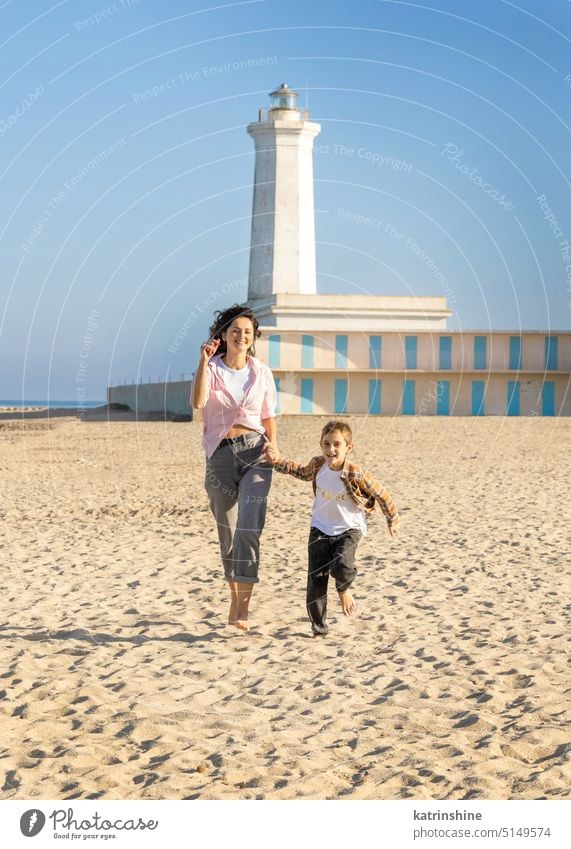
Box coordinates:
[231,575,259,585]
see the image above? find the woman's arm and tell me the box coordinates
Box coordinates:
[261,366,278,450]
[262,415,277,448]
[191,359,208,409]
[191,339,219,408]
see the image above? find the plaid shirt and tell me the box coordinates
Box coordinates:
[275,455,400,529]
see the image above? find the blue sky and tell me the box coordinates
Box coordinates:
[0,0,570,399]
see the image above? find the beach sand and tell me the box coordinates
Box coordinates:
[0,413,569,800]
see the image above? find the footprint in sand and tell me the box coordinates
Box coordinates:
[2,770,20,791]
[501,742,571,764]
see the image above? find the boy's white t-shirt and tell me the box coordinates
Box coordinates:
[311,464,367,536]
[217,358,253,405]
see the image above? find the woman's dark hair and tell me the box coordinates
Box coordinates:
[208,303,261,356]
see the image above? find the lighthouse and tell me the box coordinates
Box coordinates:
[107,86,570,418]
[247,84,321,300]
[246,85,451,332]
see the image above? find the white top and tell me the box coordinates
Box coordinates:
[217,358,253,405]
[199,355,277,459]
[311,464,367,536]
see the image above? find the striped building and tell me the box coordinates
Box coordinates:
[246,86,571,417]
[255,323,570,417]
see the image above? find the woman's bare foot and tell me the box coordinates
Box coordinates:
[234,583,253,632]
[338,589,356,616]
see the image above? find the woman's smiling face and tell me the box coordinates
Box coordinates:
[222,317,254,353]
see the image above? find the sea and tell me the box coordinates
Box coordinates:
[0,400,106,409]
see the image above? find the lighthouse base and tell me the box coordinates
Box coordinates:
[248,293,452,331]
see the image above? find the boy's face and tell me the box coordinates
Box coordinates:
[320,430,352,470]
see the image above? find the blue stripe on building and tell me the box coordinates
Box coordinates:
[335,335,348,368]
[302,334,314,368]
[439,336,452,370]
[542,381,555,416]
[402,379,415,414]
[268,334,280,368]
[545,336,558,371]
[368,379,381,414]
[301,378,313,413]
[507,380,520,416]
[405,336,417,369]
[509,336,522,370]
[474,336,487,369]
[369,336,382,369]
[436,380,450,415]
[472,380,485,416]
[334,379,348,414]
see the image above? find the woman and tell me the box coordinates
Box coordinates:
[192,303,278,632]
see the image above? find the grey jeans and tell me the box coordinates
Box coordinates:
[205,432,273,584]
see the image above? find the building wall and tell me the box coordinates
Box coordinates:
[259,330,571,416]
[259,330,571,372]
[107,381,192,417]
[274,373,570,416]
[106,333,570,418]
[249,293,452,330]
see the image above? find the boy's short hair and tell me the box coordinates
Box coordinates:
[320,420,353,444]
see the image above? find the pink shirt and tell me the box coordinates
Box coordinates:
[197,354,277,458]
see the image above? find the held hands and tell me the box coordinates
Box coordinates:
[200,337,220,362]
[264,443,281,465]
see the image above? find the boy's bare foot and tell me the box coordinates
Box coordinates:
[338,589,356,616]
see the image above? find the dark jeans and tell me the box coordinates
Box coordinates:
[307,526,361,635]
[205,432,273,584]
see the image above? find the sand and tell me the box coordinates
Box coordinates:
[0,413,569,800]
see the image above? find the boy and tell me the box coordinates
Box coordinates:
[265,421,399,636]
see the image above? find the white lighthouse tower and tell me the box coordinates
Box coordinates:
[246,85,451,334]
[247,84,321,301]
